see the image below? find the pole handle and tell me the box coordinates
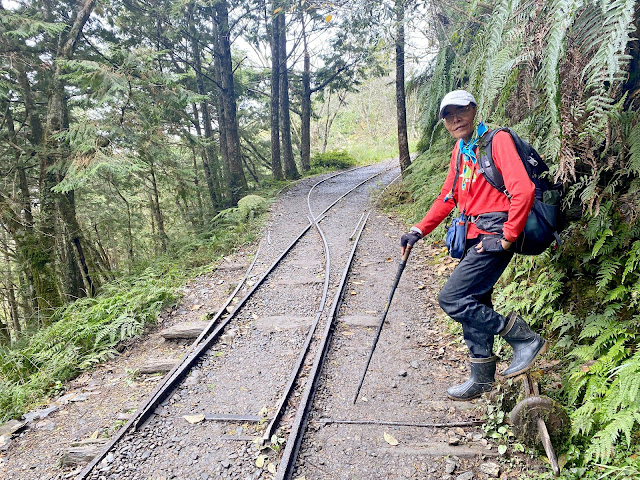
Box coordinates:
[401,244,412,262]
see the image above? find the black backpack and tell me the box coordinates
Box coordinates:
[476,128,562,255]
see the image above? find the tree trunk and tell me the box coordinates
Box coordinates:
[57,190,96,297]
[300,12,311,172]
[40,0,96,310]
[190,145,205,229]
[212,47,233,206]
[187,3,222,210]
[212,0,248,204]
[148,160,168,253]
[2,233,21,339]
[395,0,411,174]
[278,12,299,180]
[269,1,283,180]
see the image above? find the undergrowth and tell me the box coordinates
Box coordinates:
[0,205,263,423]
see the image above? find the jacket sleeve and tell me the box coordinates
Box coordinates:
[492,131,535,242]
[413,149,458,237]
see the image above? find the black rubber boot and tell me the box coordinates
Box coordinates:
[447,356,496,401]
[500,312,547,378]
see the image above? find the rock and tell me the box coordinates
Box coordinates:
[221,459,231,469]
[447,436,460,446]
[221,328,238,345]
[184,370,202,386]
[138,359,179,374]
[445,462,456,474]
[0,434,11,451]
[69,393,89,402]
[35,419,55,431]
[411,361,419,369]
[456,472,474,480]
[480,462,500,477]
[398,370,408,377]
[60,445,104,466]
[160,322,209,340]
[0,419,26,436]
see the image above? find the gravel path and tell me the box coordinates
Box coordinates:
[0,162,547,480]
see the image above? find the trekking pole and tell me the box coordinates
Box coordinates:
[353,245,412,404]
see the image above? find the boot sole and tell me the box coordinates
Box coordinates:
[446,392,484,401]
[501,340,548,378]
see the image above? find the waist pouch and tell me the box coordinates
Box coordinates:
[474,212,508,234]
[446,213,468,259]
[473,204,559,255]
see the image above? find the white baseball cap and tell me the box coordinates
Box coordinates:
[439,90,477,119]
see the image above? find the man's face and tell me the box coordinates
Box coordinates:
[441,104,477,141]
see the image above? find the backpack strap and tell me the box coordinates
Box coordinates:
[478,127,509,197]
[448,148,463,208]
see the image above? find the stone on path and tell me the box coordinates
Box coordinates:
[160,322,209,340]
[138,358,179,374]
[480,462,500,477]
[0,419,26,437]
[60,439,108,466]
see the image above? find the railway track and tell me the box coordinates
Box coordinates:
[76,162,404,480]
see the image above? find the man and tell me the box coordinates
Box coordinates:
[400,90,547,400]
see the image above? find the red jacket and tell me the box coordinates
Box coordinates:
[413,130,534,242]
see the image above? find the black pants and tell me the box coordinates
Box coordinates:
[437,235,514,358]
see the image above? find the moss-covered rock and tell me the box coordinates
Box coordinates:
[237,195,269,220]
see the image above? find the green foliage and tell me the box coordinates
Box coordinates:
[0,209,263,422]
[310,150,357,170]
[402,0,640,475]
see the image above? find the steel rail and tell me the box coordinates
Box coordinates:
[308,164,397,221]
[261,166,397,444]
[316,419,483,428]
[259,214,332,445]
[75,223,313,480]
[275,211,371,480]
[76,165,392,480]
[260,166,397,443]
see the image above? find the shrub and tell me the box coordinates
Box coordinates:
[310,150,356,170]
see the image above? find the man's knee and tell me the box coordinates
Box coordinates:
[438,286,459,317]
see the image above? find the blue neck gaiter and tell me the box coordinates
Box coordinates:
[458,121,488,164]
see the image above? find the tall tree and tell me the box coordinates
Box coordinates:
[268,0,284,180]
[277,9,299,180]
[395,0,411,173]
[212,0,248,203]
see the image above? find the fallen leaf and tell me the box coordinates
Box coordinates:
[268,462,277,474]
[325,14,332,22]
[384,431,399,446]
[183,414,205,424]
[417,284,426,290]
[191,304,201,311]
[256,454,267,468]
[342,331,354,336]
[350,291,357,295]
[89,430,100,440]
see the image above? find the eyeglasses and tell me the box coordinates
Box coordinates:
[442,105,475,123]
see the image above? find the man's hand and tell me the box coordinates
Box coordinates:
[475,235,512,253]
[400,231,422,255]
